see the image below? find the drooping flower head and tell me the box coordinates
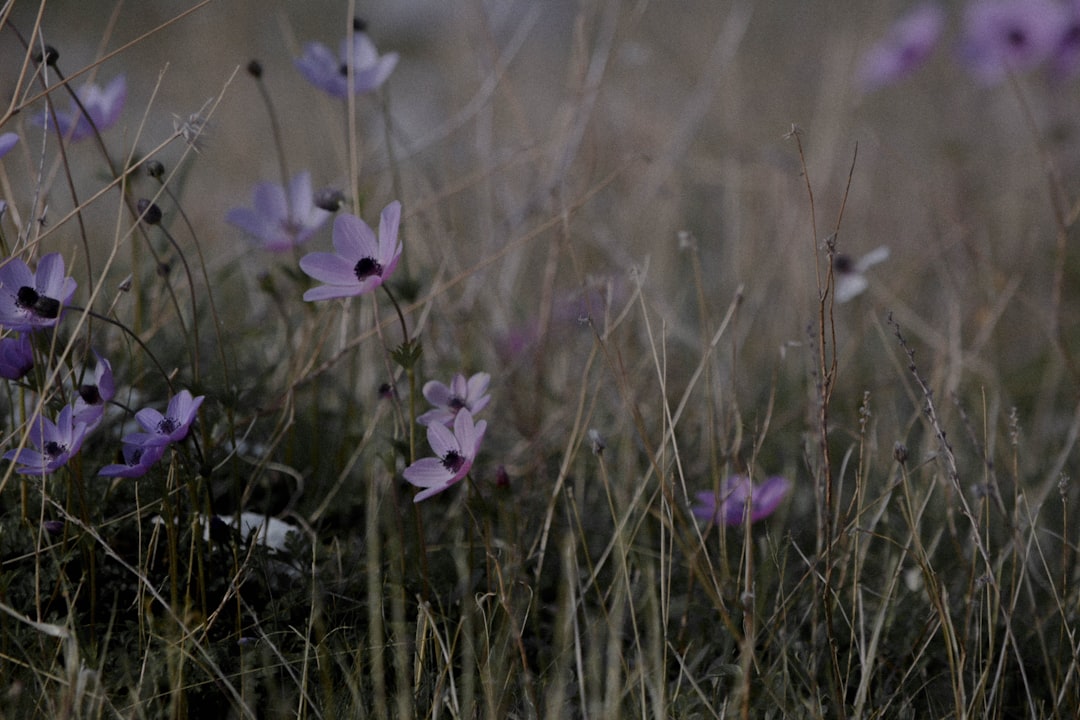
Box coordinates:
[126,389,205,447]
[299,201,402,301]
[692,475,791,526]
[0,333,33,380]
[226,171,331,251]
[295,25,398,98]
[959,0,1066,84]
[72,350,115,427]
[0,132,18,158]
[3,405,89,475]
[98,442,166,478]
[404,409,487,502]
[418,372,491,427]
[857,4,945,92]
[0,254,77,331]
[37,75,126,141]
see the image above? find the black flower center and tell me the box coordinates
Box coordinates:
[441,451,465,474]
[338,62,351,77]
[448,396,467,411]
[44,441,66,458]
[17,286,60,319]
[1006,28,1027,49]
[79,384,102,405]
[833,254,853,274]
[354,256,383,281]
[157,418,179,435]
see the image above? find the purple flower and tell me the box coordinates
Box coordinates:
[72,350,115,427]
[692,475,791,526]
[404,409,487,502]
[299,201,402,301]
[0,132,17,158]
[417,372,491,427]
[126,389,204,447]
[226,171,331,252]
[0,254,77,331]
[857,4,945,92]
[959,0,1066,84]
[37,75,126,141]
[295,32,398,98]
[3,405,89,475]
[1051,0,1080,79]
[0,333,33,380]
[98,442,166,478]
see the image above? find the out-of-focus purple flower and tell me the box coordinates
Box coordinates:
[834,246,890,304]
[295,32,398,98]
[417,372,491,427]
[126,389,204,447]
[404,409,487,502]
[959,0,1066,84]
[0,254,77,331]
[857,4,945,92]
[226,171,331,252]
[692,475,791,526]
[0,133,17,158]
[1051,0,1080,79]
[299,201,402,301]
[98,442,166,478]
[72,350,115,426]
[36,75,126,141]
[3,405,89,475]
[0,333,33,380]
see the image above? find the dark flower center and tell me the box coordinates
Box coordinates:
[338,62,351,77]
[44,441,66,458]
[441,451,465,474]
[833,254,853,274]
[79,384,102,405]
[16,286,60,319]
[157,418,179,435]
[354,256,384,281]
[1006,27,1027,50]
[448,396,467,411]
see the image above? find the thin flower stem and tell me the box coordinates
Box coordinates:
[65,305,173,393]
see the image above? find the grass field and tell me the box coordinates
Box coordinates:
[3,1,1080,717]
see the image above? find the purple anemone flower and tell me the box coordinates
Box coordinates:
[3,405,89,475]
[418,372,491,428]
[857,4,945,92]
[226,171,331,252]
[37,75,126,141]
[1051,0,1080,79]
[98,442,166,478]
[0,133,17,158]
[0,333,33,380]
[404,409,487,502]
[959,0,1066,83]
[299,201,402,301]
[72,350,115,427]
[295,32,398,98]
[0,254,77,332]
[126,389,204,447]
[692,475,791,526]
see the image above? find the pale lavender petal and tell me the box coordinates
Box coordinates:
[332,213,378,260]
[299,252,359,285]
